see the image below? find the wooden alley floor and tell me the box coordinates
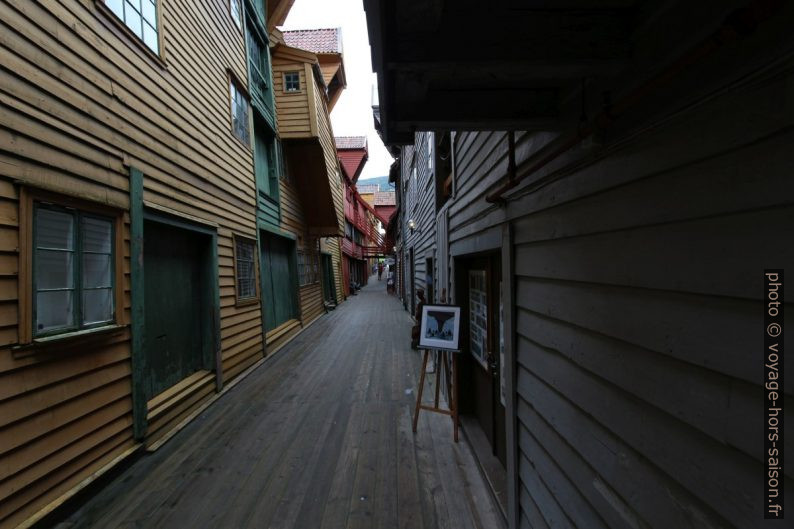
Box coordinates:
[56,277,505,529]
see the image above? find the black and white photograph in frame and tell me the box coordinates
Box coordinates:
[419,304,461,351]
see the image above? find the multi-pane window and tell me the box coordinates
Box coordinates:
[247,30,268,90]
[105,0,159,54]
[284,72,300,92]
[230,0,242,29]
[234,237,257,301]
[230,80,250,144]
[34,205,114,336]
[297,249,319,286]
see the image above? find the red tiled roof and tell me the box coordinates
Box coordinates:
[283,28,342,54]
[335,136,367,150]
[374,191,395,206]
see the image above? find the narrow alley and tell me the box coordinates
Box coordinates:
[55,278,503,529]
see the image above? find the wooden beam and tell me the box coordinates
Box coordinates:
[129,167,147,440]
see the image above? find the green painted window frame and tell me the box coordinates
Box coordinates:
[32,203,116,338]
[246,29,269,91]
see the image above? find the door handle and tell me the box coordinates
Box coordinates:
[487,351,497,376]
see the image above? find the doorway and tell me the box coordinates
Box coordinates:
[260,230,299,332]
[321,252,336,304]
[455,253,507,510]
[142,219,215,401]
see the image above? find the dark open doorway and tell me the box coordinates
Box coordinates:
[455,253,507,513]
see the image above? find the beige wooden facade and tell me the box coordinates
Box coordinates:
[0,1,294,526]
[270,33,347,315]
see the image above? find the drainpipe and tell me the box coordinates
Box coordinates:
[485,0,783,204]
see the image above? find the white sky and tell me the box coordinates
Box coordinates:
[281,0,393,181]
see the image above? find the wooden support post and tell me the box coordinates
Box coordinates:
[412,349,430,433]
[434,351,441,409]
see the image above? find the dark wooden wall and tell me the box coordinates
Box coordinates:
[448,59,794,529]
[400,132,438,310]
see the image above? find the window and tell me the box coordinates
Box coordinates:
[33,204,115,336]
[427,132,433,170]
[230,0,242,29]
[104,0,160,54]
[284,71,300,92]
[230,79,250,144]
[247,29,268,90]
[234,236,257,302]
[298,249,319,286]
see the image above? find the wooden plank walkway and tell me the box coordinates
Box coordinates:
[56,277,505,529]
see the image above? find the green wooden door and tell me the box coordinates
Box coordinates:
[143,221,205,400]
[261,231,297,332]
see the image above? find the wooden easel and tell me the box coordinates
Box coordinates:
[412,348,459,442]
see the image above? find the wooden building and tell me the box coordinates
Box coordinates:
[268,27,347,327]
[373,191,396,225]
[337,136,379,294]
[0,0,294,526]
[394,132,440,313]
[368,1,794,527]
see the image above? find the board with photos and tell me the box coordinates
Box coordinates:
[468,270,488,370]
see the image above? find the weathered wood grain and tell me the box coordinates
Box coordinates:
[57,280,504,529]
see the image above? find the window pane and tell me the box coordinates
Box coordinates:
[83,288,113,324]
[105,0,124,19]
[236,260,255,298]
[83,253,112,288]
[37,290,74,333]
[231,83,250,144]
[230,0,241,27]
[37,250,74,290]
[124,2,143,36]
[236,239,253,261]
[143,21,159,53]
[235,239,255,299]
[36,208,74,250]
[82,216,112,253]
[142,0,156,24]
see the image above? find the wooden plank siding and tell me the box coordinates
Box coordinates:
[311,68,346,304]
[279,176,324,327]
[446,60,794,529]
[0,1,263,526]
[272,56,311,138]
[398,133,437,311]
[267,40,345,346]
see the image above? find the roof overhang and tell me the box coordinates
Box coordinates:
[267,0,295,32]
[363,0,636,145]
[283,140,340,235]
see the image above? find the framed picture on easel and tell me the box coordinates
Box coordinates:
[419,304,461,351]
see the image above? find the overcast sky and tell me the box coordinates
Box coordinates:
[281,0,393,181]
